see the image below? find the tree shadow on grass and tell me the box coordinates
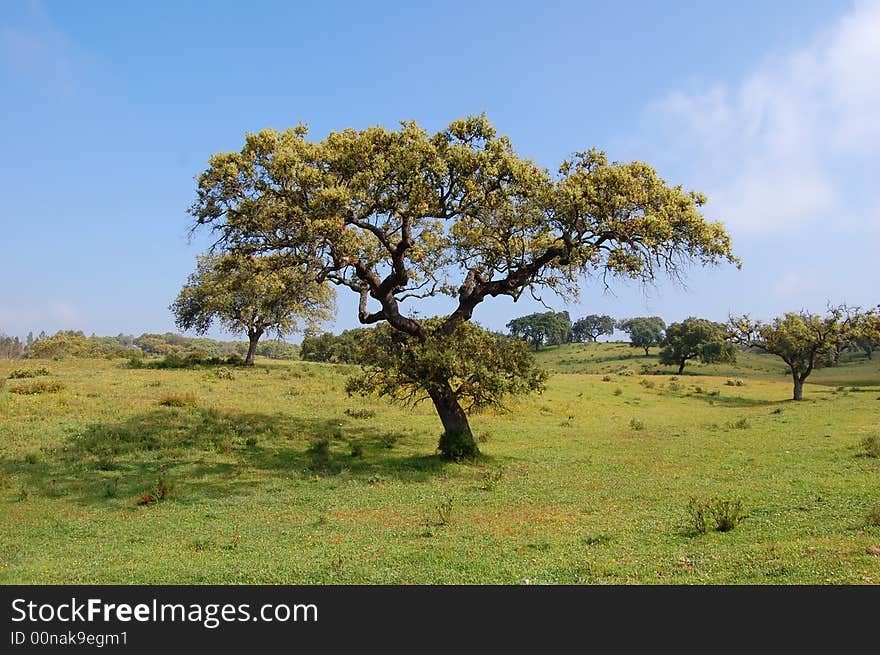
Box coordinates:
[682,393,783,408]
[0,407,476,506]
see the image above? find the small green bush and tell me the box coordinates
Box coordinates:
[859,436,880,458]
[687,497,747,534]
[10,380,64,395]
[629,418,645,431]
[344,408,376,419]
[7,367,50,379]
[613,387,623,396]
[639,379,656,389]
[727,417,750,430]
[157,393,196,407]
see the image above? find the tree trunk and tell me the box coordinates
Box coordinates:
[677,360,685,375]
[244,331,262,366]
[428,382,479,460]
[643,346,650,356]
[792,374,804,401]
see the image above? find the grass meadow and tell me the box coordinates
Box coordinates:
[1,343,878,584]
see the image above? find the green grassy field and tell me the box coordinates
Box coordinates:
[1,343,879,584]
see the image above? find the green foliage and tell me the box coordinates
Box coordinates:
[300,329,369,364]
[659,317,736,373]
[730,309,853,400]
[687,497,747,534]
[7,367,50,379]
[157,393,197,407]
[859,436,880,458]
[617,317,666,354]
[506,311,571,350]
[171,253,335,364]
[9,380,64,395]
[0,333,25,359]
[571,315,615,343]
[29,331,105,359]
[346,319,548,415]
[344,407,376,419]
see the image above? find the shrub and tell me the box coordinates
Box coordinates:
[157,393,196,407]
[380,432,401,449]
[601,374,612,382]
[725,379,744,387]
[629,418,645,431]
[667,382,681,392]
[137,476,173,505]
[307,437,333,472]
[9,380,64,395]
[859,436,880,458]
[479,468,504,491]
[344,407,376,420]
[639,379,656,389]
[215,367,235,380]
[687,497,747,534]
[7,367,50,379]
[613,387,623,396]
[350,442,364,458]
[727,417,750,430]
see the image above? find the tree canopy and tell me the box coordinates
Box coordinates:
[171,254,335,365]
[617,316,666,355]
[659,317,736,374]
[729,310,852,400]
[506,311,571,350]
[188,115,738,458]
[571,314,615,343]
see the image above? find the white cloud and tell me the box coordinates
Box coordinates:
[645,0,880,234]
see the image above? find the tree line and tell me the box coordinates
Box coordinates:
[0,330,299,361]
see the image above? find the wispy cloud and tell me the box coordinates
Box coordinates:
[642,0,880,234]
[1,0,80,96]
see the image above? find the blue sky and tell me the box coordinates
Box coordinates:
[2,0,877,342]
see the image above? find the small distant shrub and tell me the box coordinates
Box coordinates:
[478,430,493,443]
[126,356,144,369]
[344,408,376,420]
[727,417,750,430]
[601,375,612,382]
[7,367,50,379]
[772,407,784,415]
[215,367,235,380]
[687,497,747,533]
[479,468,504,491]
[859,436,880,459]
[350,442,364,458]
[18,486,29,502]
[693,386,704,394]
[245,437,258,448]
[10,380,64,395]
[137,476,173,506]
[435,495,454,526]
[667,382,681,392]
[613,387,623,396]
[629,418,645,431]
[639,379,656,389]
[670,376,679,382]
[707,390,720,397]
[157,393,196,407]
[380,433,400,449]
[103,477,120,498]
[307,437,332,471]
[24,452,39,465]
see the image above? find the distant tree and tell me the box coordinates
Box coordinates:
[617,317,666,355]
[171,254,335,366]
[256,339,299,360]
[571,315,615,343]
[506,311,571,350]
[300,329,369,364]
[29,331,103,359]
[0,333,24,359]
[849,305,880,360]
[659,317,736,374]
[729,309,853,401]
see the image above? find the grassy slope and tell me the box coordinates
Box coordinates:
[0,345,878,584]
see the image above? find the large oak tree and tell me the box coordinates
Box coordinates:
[188,116,738,458]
